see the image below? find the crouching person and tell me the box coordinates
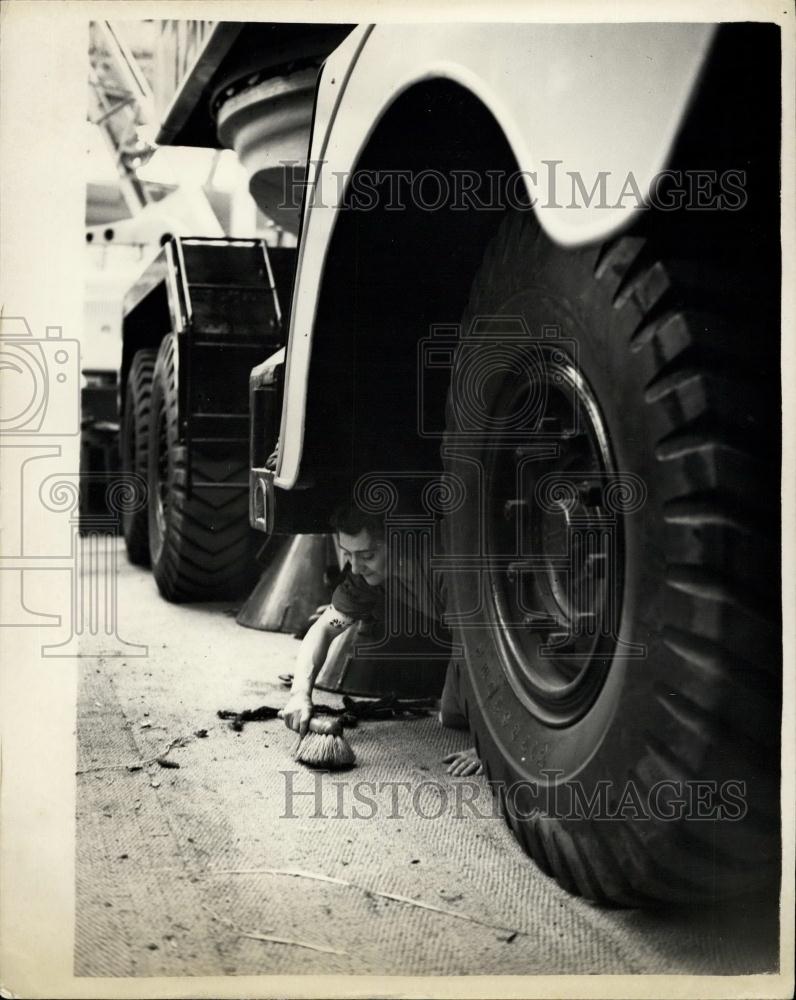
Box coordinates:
[280,501,482,777]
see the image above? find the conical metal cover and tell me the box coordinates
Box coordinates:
[236,533,334,634]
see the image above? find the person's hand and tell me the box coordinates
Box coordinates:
[279,692,313,737]
[443,748,483,777]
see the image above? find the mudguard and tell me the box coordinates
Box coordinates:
[276,22,715,487]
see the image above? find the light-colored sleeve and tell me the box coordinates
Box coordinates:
[323,603,357,633]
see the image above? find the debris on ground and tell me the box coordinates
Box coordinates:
[139,721,152,729]
[335,695,437,726]
[76,735,191,776]
[438,889,463,903]
[201,902,347,956]
[240,929,348,955]
[217,705,280,731]
[278,673,294,686]
[497,931,518,943]
[203,867,524,939]
[156,757,180,769]
[194,728,209,738]
[216,696,438,733]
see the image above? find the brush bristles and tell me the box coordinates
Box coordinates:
[294,732,356,769]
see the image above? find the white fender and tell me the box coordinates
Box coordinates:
[277,22,715,487]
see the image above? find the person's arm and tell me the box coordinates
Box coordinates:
[281,605,354,736]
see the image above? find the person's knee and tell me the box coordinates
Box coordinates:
[438,706,469,730]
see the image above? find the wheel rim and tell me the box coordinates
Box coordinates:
[485,348,623,727]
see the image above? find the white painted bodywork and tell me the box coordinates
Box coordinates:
[276,22,715,488]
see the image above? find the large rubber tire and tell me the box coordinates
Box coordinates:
[442,212,780,906]
[147,335,260,602]
[121,349,157,565]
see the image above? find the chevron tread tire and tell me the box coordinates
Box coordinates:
[442,211,781,907]
[147,335,259,602]
[121,349,157,566]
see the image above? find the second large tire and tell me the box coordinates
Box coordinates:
[121,349,157,566]
[147,335,260,602]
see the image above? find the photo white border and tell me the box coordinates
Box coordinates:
[0,1,793,997]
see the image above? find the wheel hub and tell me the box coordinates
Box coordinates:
[487,351,623,726]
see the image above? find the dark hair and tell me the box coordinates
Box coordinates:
[329,501,385,541]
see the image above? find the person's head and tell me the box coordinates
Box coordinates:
[330,501,387,585]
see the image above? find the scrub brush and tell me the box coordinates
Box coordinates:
[294,716,356,769]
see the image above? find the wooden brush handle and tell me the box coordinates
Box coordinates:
[307,716,343,737]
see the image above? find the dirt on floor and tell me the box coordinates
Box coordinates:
[75,543,780,977]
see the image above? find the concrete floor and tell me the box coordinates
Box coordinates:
[75,540,780,977]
